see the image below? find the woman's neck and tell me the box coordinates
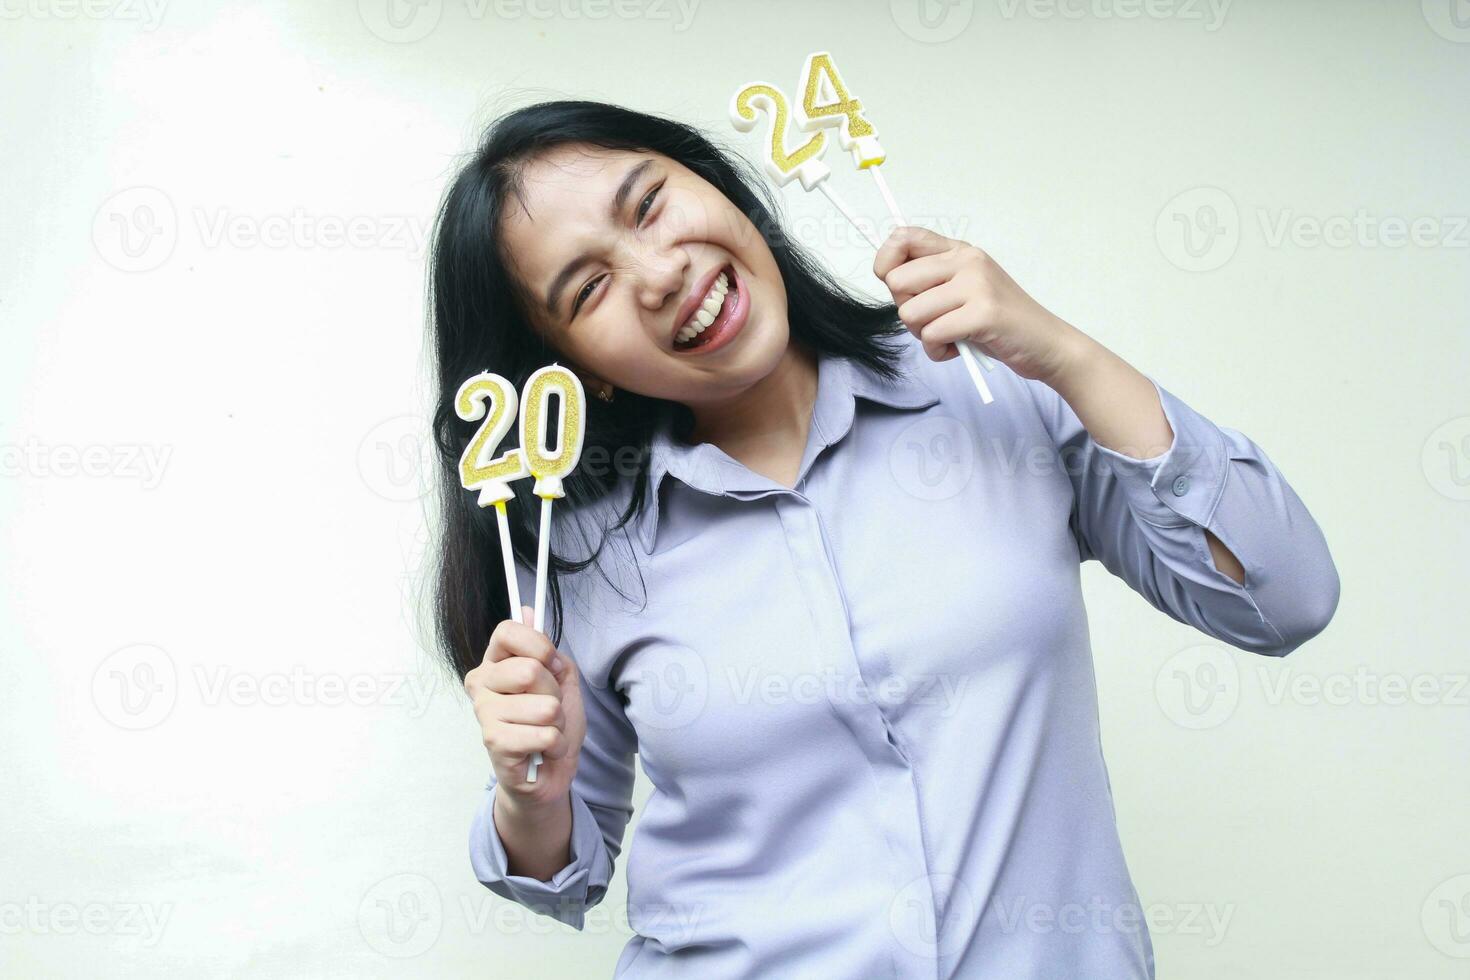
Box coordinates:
[686,343,819,490]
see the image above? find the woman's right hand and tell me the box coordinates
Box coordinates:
[463,605,587,807]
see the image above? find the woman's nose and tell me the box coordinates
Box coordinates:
[634,248,690,311]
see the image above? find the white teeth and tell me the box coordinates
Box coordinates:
[687,273,728,326]
[676,270,733,346]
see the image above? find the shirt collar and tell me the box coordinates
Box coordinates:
[632,337,939,554]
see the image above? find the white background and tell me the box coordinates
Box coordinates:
[2,1,1467,976]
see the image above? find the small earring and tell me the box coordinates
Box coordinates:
[596,385,614,403]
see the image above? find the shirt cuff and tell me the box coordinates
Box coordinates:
[468,781,610,930]
[1090,375,1229,530]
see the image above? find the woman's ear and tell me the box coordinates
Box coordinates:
[573,368,614,403]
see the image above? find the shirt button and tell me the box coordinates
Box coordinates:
[1172,474,1191,496]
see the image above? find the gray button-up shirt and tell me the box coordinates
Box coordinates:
[468,330,1340,979]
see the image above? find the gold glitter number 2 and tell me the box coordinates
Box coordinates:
[732,83,826,179]
[455,372,528,503]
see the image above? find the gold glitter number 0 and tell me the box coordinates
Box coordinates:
[519,365,586,500]
[733,83,826,177]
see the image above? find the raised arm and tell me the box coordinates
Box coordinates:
[1025,335,1341,656]
[874,225,1339,656]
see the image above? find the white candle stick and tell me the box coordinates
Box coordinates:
[533,498,553,634]
[495,499,522,616]
[454,371,532,631]
[518,364,588,784]
[868,165,904,233]
[819,182,880,250]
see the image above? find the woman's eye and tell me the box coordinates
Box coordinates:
[572,275,604,316]
[636,182,663,224]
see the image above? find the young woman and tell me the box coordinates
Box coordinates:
[428,101,1340,979]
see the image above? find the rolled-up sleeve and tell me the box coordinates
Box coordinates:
[467,646,639,930]
[1024,373,1341,656]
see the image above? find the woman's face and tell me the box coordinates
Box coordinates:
[497,145,790,409]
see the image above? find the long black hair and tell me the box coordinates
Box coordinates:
[427,99,909,680]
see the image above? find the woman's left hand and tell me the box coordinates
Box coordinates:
[874,226,1088,385]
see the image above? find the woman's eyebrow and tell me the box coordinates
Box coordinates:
[543,159,656,316]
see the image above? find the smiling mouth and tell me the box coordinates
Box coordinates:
[673,263,741,353]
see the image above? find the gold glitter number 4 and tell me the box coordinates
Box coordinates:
[801,55,872,137]
[796,52,885,168]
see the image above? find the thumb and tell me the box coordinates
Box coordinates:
[520,604,535,628]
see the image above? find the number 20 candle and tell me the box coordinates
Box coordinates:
[455,363,587,783]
